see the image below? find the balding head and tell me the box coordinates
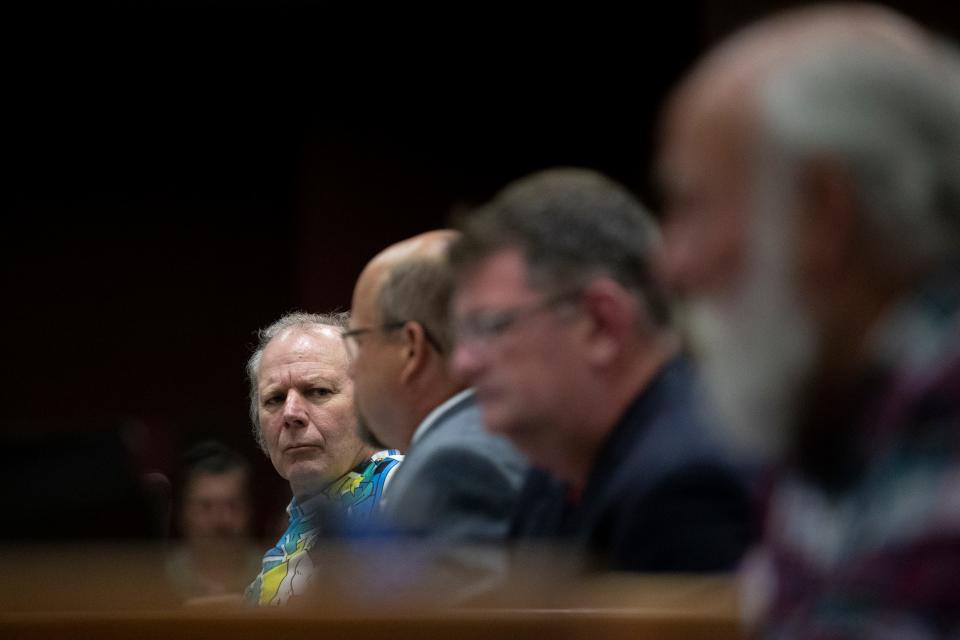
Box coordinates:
[660,4,960,292]
[353,230,460,357]
[348,231,463,451]
[671,4,928,119]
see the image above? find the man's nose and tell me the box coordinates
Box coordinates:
[282,391,308,428]
[210,503,233,525]
[451,339,483,385]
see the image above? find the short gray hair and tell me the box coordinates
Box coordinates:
[246,311,350,452]
[757,37,960,272]
[450,168,670,326]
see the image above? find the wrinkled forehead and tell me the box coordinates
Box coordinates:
[259,326,348,375]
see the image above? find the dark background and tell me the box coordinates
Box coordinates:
[6,0,959,535]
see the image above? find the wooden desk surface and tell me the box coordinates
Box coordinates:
[0,544,744,639]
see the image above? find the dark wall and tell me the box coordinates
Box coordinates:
[6,0,959,533]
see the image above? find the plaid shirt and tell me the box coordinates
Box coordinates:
[746,268,960,639]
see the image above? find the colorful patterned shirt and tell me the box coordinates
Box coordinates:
[244,449,403,606]
[744,267,960,638]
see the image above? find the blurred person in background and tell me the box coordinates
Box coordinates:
[657,4,960,635]
[244,312,402,606]
[166,440,261,601]
[0,421,179,611]
[449,168,754,574]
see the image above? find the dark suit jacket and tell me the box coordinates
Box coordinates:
[510,357,755,572]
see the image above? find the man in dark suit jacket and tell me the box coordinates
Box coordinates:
[449,168,754,574]
[344,230,528,598]
[509,357,750,572]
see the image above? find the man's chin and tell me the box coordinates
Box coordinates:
[482,412,541,461]
[285,461,336,496]
[475,402,519,439]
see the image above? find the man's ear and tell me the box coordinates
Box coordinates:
[398,321,431,384]
[579,278,638,368]
[796,160,859,285]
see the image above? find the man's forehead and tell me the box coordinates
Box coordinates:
[189,469,246,492]
[273,325,340,348]
[456,248,535,303]
[352,259,390,323]
[260,327,346,370]
[260,360,344,381]
[659,98,755,189]
[666,60,753,139]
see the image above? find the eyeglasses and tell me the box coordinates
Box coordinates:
[453,289,582,347]
[341,320,444,359]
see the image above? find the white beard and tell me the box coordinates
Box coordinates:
[682,183,819,462]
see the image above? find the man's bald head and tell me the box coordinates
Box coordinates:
[353,230,460,358]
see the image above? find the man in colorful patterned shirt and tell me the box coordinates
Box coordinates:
[657,5,960,636]
[243,312,402,606]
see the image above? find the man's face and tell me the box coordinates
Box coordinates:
[180,468,252,540]
[451,248,588,471]
[657,91,818,459]
[657,98,755,301]
[256,327,367,496]
[346,269,407,451]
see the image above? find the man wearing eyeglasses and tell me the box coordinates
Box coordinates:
[345,230,528,601]
[449,168,754,573]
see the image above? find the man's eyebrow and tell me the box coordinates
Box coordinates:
[299,372,339,385]
[258,375,289,392]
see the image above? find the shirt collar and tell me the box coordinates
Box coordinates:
[410,388,474,447]
[288,451,393,518]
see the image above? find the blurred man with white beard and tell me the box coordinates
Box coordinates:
[658,5,960,636]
